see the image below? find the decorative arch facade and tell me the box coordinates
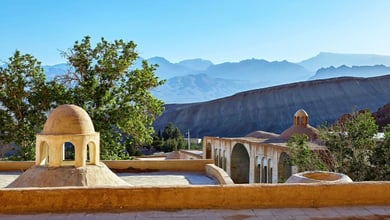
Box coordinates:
[203,136,292,184]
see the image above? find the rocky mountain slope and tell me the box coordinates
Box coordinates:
[153,75,390,137]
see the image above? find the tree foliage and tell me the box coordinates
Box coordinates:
[0,51,64,160]
[370,124,390,180]
[319,110,383,181]
[152,123,186,152]
[0,37,165,161]
[287,134,327,172]
[59,36,165,159]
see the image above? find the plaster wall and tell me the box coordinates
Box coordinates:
[1,182,389,213]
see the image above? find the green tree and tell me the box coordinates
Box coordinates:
[59,36,165,159]
[287,134,327,172]
[370,124,390,180]
[0,51,63,160]
[158,123,186,152]
[320,110,378,181]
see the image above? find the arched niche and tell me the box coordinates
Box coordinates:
[278,152,292,183]
[268,158,273,183]
[262,157,268,183]
[230,143,250,184]
[205,143,212,159]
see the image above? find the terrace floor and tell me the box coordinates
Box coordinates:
[0,171,217,187]
[0,206,389,219]
[1,172,390,219]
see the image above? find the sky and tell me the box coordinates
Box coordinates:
[1,0,390,65]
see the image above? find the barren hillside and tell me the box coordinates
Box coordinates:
[153,75,390,137]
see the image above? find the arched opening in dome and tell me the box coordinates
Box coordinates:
[63,142,75,161]
[87,141,98,164]
[230,143,249,184]
[37,141,49,166]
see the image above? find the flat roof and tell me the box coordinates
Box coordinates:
[0,171,217,188]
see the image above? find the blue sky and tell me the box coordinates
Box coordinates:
[1,0,390,65]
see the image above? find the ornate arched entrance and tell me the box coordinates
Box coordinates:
[230,143,250,183]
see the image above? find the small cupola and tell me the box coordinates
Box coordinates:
[36,104,100,168]
[293,109,309,127]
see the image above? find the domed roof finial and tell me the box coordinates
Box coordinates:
[294,109,309,126]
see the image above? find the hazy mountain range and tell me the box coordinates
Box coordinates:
[310,65,390,80]
[30,52,390,103]
[148,52,390,103]
[299,52,390,72]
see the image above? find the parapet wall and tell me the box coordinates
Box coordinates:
[0,182,389,213]
[1,160,390,214]
[103,159,213,172]
[205,164,234,185]
[0,160,214,172]
[0,161,34,171]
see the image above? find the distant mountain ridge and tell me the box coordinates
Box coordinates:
[38,52,390,103]
[310,65,390,80]
[203,59,311,81]
[299,52,390,72]
[177,58,213,71]
[150,58,312,103]
[42,63,69,80]
[151,74,254,103]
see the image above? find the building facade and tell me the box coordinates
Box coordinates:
[203,109,326,184]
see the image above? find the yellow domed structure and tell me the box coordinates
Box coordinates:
[9,104,130,187]
[36,104,100,168]
[42,104,95,135]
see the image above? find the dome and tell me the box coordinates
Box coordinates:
[294,109,308,117]
[42,104,95,135]
[280,124,319,140]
